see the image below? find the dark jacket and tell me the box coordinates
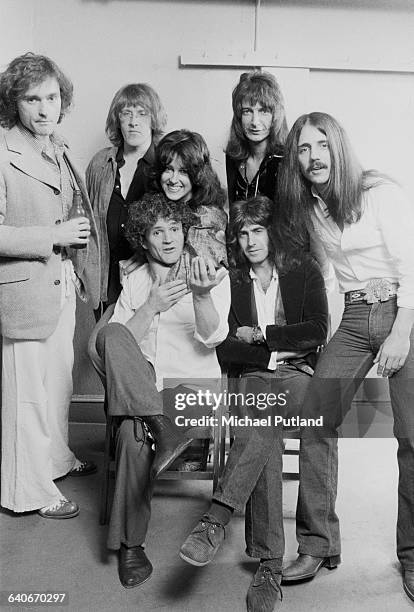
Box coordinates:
[86,144,154,303]
[225,150,284,206]
[217,255,328,375]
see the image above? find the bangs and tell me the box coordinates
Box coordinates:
[230,196,273,235]
[242,88,276,113]
[15,72,53,98]
[237,216,266,232]
[160,146,201,175]
[242,90,276,113]
[117,95,151,113]
[232,212,270,235]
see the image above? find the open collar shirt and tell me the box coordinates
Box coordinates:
[310,182,414,309]
[249,266,279,370]
[110,262,230,390]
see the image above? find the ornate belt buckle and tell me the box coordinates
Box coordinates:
[363,279,392,304]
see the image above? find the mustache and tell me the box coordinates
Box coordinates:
[307,162,328,172]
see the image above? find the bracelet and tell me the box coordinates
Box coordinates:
[252,325,264,345]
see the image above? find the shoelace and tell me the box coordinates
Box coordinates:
[197,519,225,543]
[257,567,283,601]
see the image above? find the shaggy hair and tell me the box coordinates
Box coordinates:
[125,191,197,258]
[228,195,304,282]
[152,129,226,210]
[225,71,288,161]
[0,52,73,129]
[105,83,167,147]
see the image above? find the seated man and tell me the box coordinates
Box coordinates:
[180,196,329,612]
[92,192,230,589]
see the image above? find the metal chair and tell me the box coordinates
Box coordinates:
[87,306,227,525]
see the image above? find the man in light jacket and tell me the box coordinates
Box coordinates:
[0,52,100,519]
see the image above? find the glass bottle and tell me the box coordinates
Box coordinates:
[68,189,87,249]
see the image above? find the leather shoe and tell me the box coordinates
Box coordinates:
[403,569,414,601]
[144,415,193,479]
[119,544,153,589]
[282,553,340,583]
[69,460,97,477]
[38,498,79,519]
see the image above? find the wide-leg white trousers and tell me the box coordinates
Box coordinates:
[1,261,78,512]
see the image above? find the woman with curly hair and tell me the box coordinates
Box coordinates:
[86,83,167,310]
[226,71,288,206]
[152,129,228,280]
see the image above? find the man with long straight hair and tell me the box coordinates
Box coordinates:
[225,71,288,205]
[278,112,414,602]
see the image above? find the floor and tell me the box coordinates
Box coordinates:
[1,424,413,612]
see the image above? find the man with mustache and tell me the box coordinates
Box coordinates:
[278,112,414,602]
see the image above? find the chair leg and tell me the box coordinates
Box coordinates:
[200,438,210,470]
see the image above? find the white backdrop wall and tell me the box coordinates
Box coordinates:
[0,0,413,396]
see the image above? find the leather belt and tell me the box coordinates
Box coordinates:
[345,279,398,305]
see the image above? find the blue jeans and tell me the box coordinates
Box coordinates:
[298,297,414,567]
[213,365,311,560]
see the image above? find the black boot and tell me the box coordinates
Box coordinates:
[144,415,193,480]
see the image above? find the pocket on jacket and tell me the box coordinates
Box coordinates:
[0,260,30,284]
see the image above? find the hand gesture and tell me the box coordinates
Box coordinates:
[147,275,188,313]
[189,257,227,296]
[53,217,90,247]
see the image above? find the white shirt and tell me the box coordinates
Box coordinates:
[250,267,279,370]
[310,181,414,309]
[110,263,230,390]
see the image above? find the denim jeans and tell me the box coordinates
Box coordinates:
[213,365,311,560]
[298,297,414,568]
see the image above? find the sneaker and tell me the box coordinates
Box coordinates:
[247,564,283,612]
[69,460,97,477]
[179,515,225,566]
[38,498,79,519]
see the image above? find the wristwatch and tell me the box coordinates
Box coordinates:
[252,325,264,345]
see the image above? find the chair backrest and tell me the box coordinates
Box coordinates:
[87,303,116,383]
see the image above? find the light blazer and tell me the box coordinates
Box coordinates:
[0,126,100,339]
[217,255,328,375]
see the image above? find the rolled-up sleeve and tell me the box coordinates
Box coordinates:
[110,267,150,325]
[193,271,230,348]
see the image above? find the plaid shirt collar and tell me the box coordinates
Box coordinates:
[16,122,67,159]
